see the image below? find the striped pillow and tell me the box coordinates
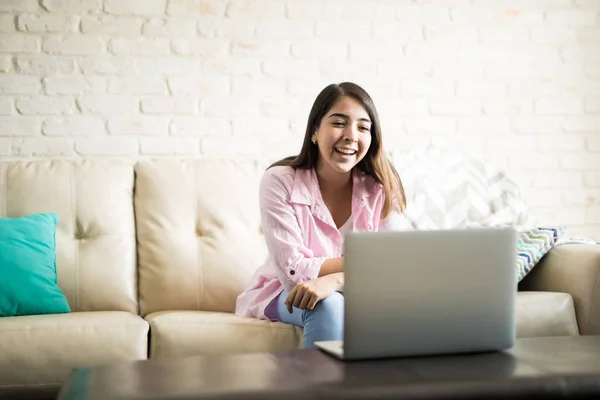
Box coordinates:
[517,226,566,282]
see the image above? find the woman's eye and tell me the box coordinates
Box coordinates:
[332,122,344,126]
[359,126,370,131]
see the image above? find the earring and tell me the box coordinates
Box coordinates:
[312,138,317,144]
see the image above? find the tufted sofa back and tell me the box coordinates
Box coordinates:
[0,160,138,314]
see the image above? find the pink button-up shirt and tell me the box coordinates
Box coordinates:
[235,165,411,320]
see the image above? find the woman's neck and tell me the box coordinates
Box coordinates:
[315,164,352,199]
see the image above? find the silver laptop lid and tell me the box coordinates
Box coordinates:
[342,227,517,360]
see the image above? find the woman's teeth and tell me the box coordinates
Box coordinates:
[335,147,356,155]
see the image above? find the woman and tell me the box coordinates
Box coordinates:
[235,82,409,349]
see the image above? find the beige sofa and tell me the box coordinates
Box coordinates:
[0,158,599,400]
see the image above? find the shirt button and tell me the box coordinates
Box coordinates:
[290,270,295,275]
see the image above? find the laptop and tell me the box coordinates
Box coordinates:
[314,227,517,361]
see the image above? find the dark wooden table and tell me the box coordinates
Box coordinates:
[57,336,600,400]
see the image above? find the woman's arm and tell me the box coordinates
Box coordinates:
[318,257,343,277]
[260,169,333,293]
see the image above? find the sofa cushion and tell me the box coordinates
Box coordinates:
[0,311,149,397]
[134,159,270,316]
[0,161,138,314]
[0,213,70,317]
[516,292,579,338]
[145,311,301,359]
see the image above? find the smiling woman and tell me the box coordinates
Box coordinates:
[235,82,408,349]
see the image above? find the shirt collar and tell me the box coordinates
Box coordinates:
[289,167,378,207]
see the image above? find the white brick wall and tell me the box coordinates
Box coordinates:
[0,0,598,240]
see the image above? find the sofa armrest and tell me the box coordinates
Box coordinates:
[519,244,600,335]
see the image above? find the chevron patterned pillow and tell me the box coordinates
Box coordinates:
[517,226,566,282]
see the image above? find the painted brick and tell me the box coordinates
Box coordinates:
[41,0,101,13]
[168,76,229,96]
[0,75,41,94]
[587,136,600,151]
[535,97,584,115]
[17,14,78,33]
[144,18,196,36]
[170,116,231,136]
[0,97,13,115]
[0,117,41,136]
[585,172,600,188]
[108,117,169,136]
[104,0,166,16]
[292,40,349,59]
[140,138,199,155]
[204,57,261,76]
[287,1,343,20]
[203,96,259,117]
[256,20,313,38]
[0,0,39,12]
[43,36,105,55]
[136,57,201,75]
[167,0,226,17]
[315,21,371,40]
[82,16,144,35]
[585,97,600,113]
[0,35,39,53]
[533,171,584,188]
[0,55,11,73]
[232,76,285,96]
[171,38,228,57]
[405,117,456,135]
[75,138,138,156]
[0,139,10,155]
[12,138,75,156]
[78,56,137,75]
[77,95,138,116]
[546,10,597,26]
[226,0,285,18]
[537,134,586,151]
[458,116,511,134]
[563,190,600,206]
[232,40,289,58]
[0,14,15,32]
[43,76,107,95]
[42,116,105,136]
[16,55,76,75]
[563,116,600,132]
[512,117,565,134]
[200,135,261,156]
[108,77,167,95]
[232,117,290,136]
[479,26,531,44]
[16,96,76,115]
[198,17,255,38]
[483,98,533,115]
[456,80,505,97]
[349,42,403,60]
[141,96,198,115]
[430,97,481,115]
[109,38,170,56]
[263,59,319,78]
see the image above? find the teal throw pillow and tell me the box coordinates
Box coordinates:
[516,226,566,282]
[0,213,70,317]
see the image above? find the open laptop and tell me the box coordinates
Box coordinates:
[314,227,517,361]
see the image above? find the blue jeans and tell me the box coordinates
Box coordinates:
[266,289,344,349]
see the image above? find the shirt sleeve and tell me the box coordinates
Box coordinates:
[259,170,327,293]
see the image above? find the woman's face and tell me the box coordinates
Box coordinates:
[312,96,372,179]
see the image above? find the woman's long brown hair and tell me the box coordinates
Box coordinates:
[269,82,406,220]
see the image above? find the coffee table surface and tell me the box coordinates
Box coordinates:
[58,336,600,400]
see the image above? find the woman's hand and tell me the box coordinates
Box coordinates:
[285,273,344,313]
